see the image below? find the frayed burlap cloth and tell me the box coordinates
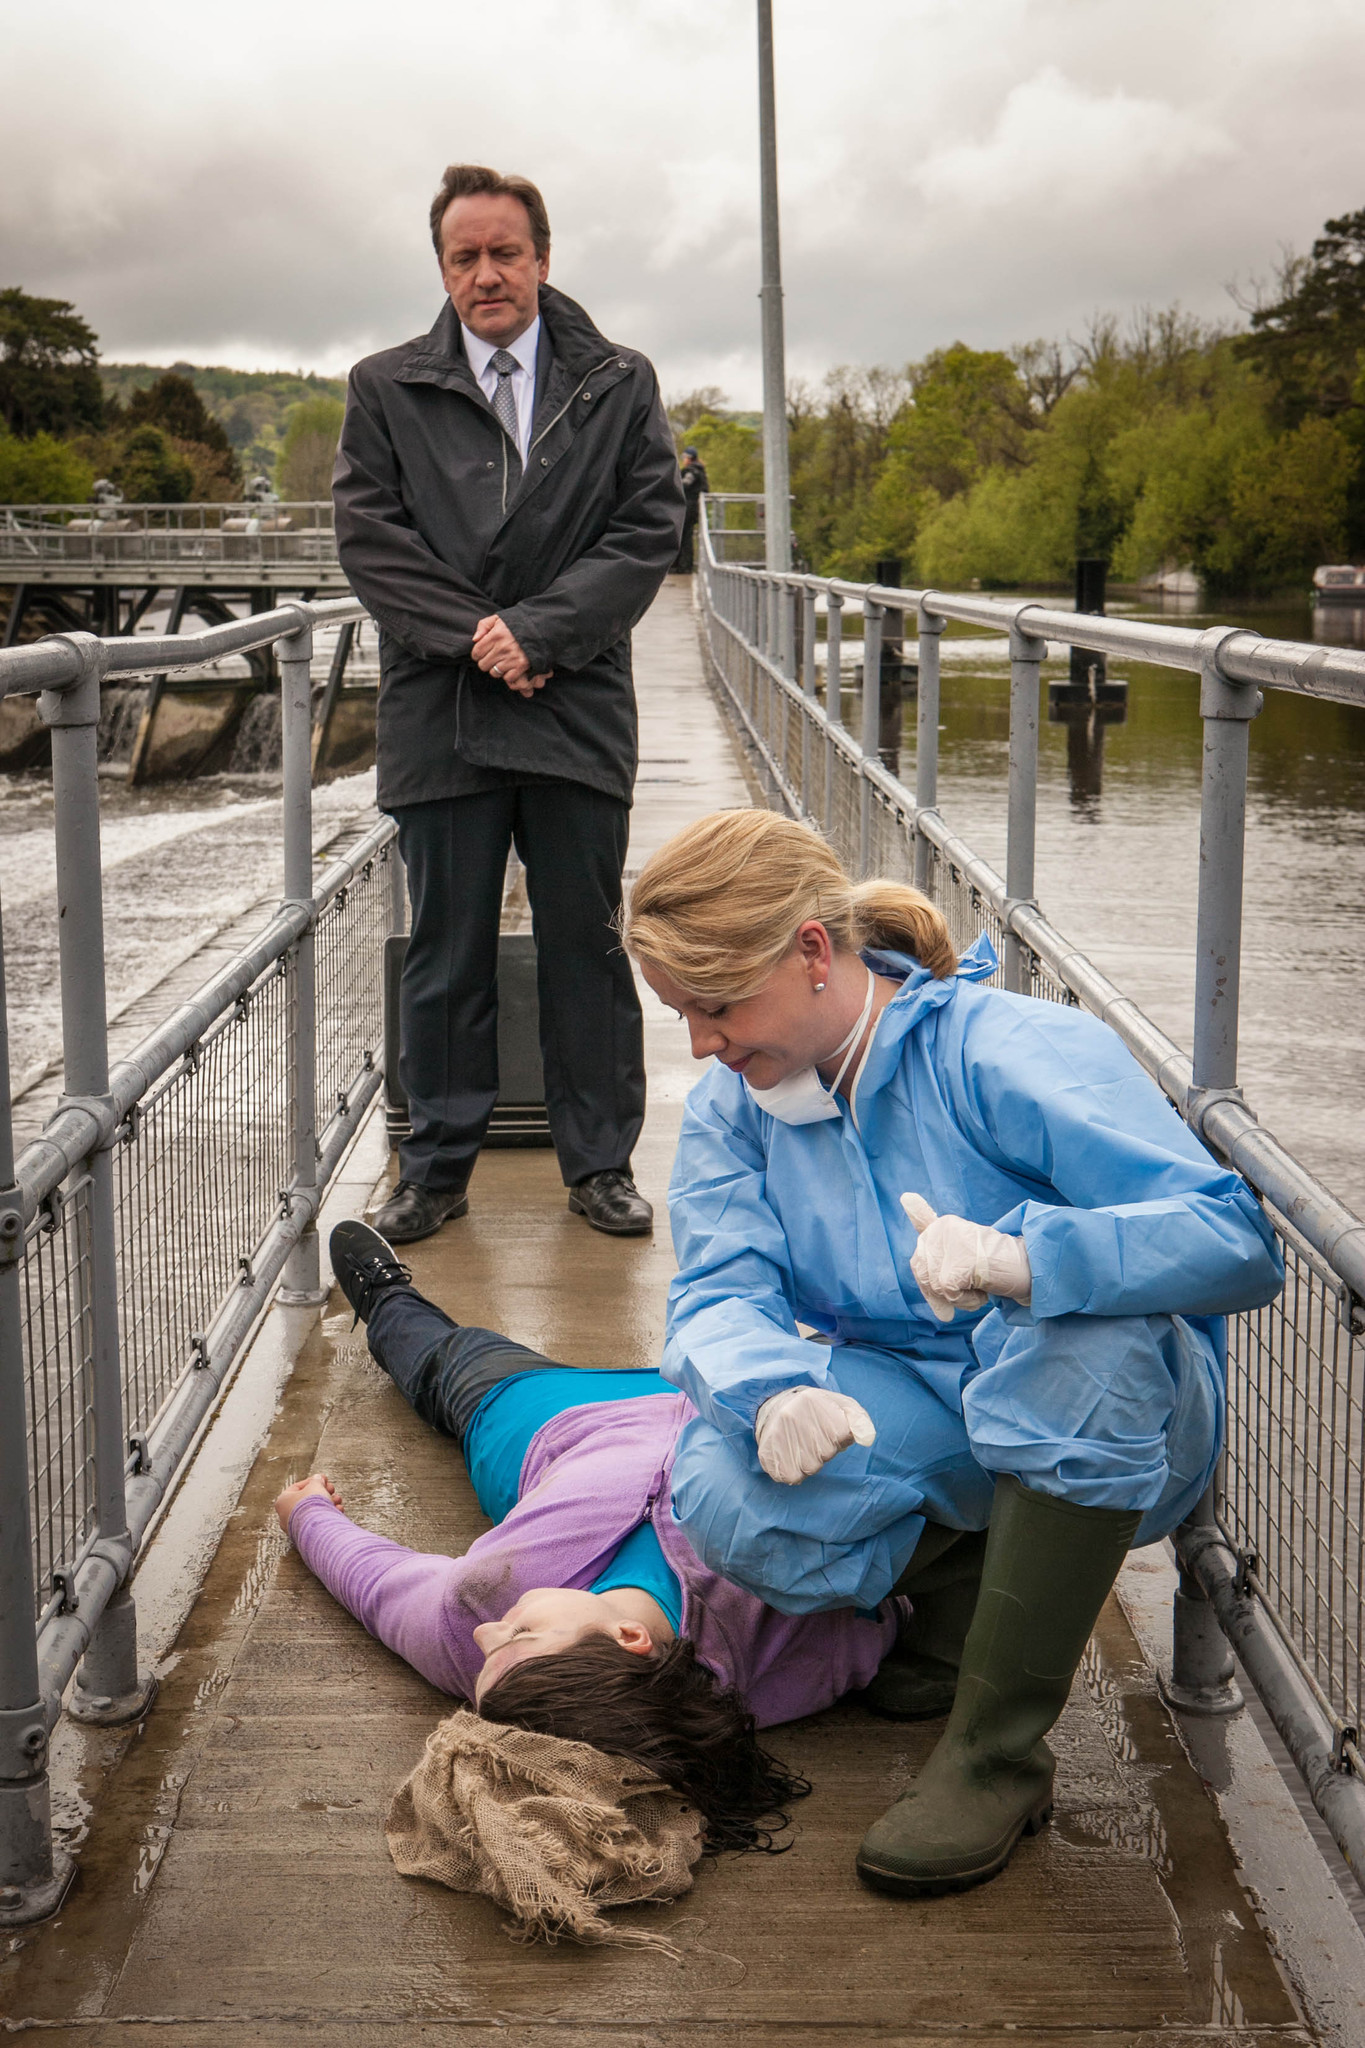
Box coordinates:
[385,1710,705,1951]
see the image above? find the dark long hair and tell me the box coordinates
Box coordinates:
[477,1636,811,1855]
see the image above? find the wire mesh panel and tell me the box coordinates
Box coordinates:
[916,842,1005,981]
[114,955,294,1439]
[698,557,1365,1828]
[1223,1223,1364,1749]
[314,842,391,1137]
[20,1177,95,1619]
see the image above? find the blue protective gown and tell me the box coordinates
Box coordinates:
[663,936,1284,1615]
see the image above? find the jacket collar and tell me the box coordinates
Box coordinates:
[399,284,619,389]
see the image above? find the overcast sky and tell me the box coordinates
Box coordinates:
[5,0,1365,405]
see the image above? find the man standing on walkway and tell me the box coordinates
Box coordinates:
[334,165,683,1243]
[674,446,709,573]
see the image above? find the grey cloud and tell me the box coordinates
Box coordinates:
[2,0,1364,398]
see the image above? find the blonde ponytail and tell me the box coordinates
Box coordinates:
[624,811,957,1001]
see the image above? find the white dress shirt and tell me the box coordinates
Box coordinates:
[461,316,539,463]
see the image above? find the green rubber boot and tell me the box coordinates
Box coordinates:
[856,1476,1141,1897]
[862,1527,989,1721]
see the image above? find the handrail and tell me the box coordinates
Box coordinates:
[0,594,389,1925]
[695,499,1365,1889]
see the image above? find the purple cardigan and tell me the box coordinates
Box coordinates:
[290,1390,902,1728]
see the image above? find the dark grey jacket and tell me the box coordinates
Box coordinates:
[333,285,684,809]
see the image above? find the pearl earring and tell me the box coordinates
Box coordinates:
[813,981,827,992]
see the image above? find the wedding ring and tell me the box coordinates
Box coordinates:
[492,664,502,676]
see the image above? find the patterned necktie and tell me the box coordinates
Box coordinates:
[490,349,522,470]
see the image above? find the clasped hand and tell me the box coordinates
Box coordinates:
[754,1384,877,1486]
[471,614,552,698]
[901,1193,1032,1321]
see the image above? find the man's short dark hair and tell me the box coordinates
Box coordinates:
[430,165,551,260]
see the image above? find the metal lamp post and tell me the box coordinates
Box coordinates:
[756,0,791,572]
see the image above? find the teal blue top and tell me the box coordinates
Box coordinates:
[462,1366,684,1633]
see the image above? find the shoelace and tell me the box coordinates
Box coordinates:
[348,1251,411,1329]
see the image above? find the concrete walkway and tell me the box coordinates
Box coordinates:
[0,582,1320,2044]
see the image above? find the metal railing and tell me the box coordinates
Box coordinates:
[0,595,396,1922]
[700,492,768,564]
[696,498,1365,1887]
[0,502,342,576]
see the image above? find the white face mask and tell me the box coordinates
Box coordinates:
[745,968,876,1125]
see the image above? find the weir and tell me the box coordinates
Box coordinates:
[0,504,373,781]
[0,569,1363,2041]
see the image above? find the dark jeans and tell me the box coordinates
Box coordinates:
[367,1289,671,1528]
[391,785,645,1192]
[367,1287,565,1446]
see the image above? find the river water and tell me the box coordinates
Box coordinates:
[907,595,1365,1217]
[0,767,379,1106]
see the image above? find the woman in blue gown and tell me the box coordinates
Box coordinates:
[623,808,1282,1899]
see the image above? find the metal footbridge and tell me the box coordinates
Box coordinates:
[0,555,1362,2043]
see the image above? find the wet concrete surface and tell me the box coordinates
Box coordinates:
[0,584,1318,2043]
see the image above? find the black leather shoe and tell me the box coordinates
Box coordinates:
[568,1168,653,1237]
[329,1220,413,1326]
[371,1179,469,1245]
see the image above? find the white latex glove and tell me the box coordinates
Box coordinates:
[901,1193,1032,1322]
[754,1385,877,1486]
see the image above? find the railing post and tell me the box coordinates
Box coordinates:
[859,601,884,875]
[1191,631,1261,1096]
[1170,628,1259,1712]
[0,893,72,1924]
[277,614,327,1309]
[38,637,155,1729]
[915,601,944,894]
[800,586,817,815]
[824,594,843,832]
[1004,620,1044,994]
[1164,1486,1243,1716]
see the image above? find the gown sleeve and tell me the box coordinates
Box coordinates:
[662,1080,834,1432]
[950,998,1284,1320]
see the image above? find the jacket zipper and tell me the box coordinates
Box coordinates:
[498,351,623,522]
[527,354,622,459]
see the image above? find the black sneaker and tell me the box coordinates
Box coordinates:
[568,1168,653,1237]
[329,1219,413,1327]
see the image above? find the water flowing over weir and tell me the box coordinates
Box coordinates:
[0,576,1362,2043]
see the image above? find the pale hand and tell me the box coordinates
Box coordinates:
[754,1385,877,1486]
[275,1471,344,1533]
[471,614,552,697]
[900,1193,1032,1321]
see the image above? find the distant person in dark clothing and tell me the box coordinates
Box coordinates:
[333,164,684,1244]
[674,447,709,573]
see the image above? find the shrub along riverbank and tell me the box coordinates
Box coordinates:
[671,205,1365,597]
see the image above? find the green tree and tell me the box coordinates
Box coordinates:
[1238,208,1365,552]
[123,372,238,456]
[790,366,909,572]
[1238,211,1365,425]
[107,372,242,496]
[108,424,195,503]
[1228,415,1353,583]
[668,386,729,437]
[0,429,94,502]
[277,394,345,501]
[0,287,105,438]
[681,411,763,494]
